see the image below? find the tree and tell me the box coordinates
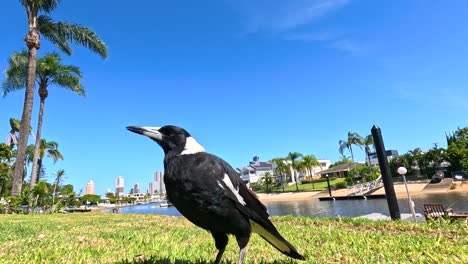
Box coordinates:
[10,0,107,196]
[80,194,101,205]
[287,152,303,191]
[299,154,320,189]
[32,179,51,208]
[271,157,290,192]
[3,51,84,188]
[446,127,468,174]
[363,134,374,165]
[339,132,364,163]
[33,139,64,184]
[300,155,320,177]
[51,169,65,205]
[261,171,274,193]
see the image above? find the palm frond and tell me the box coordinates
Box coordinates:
[38,15,72,55]
[38,0,61,13]
[38,18,108,58]
[2,50,29,96]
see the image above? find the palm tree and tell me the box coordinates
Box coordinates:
[52,169,65,206]
[287,152,303,191]
[3,51,84,189]
[33,139,63,184]
[363,134,374,166]
[300,155,320,177]
[271,157,289,192]
[300,154,320,189]
[11,0,107,196]
[338,132,364,163]
[262,171,274,193]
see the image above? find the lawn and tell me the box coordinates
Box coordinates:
[0,213,466,263]
[267,179,338,193]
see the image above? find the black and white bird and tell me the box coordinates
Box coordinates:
[127,125,305,263]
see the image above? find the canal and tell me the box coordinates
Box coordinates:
[114,192,467,218]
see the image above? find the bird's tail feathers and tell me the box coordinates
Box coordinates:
[250,220,305,260]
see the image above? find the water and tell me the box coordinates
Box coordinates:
[115,193,468,218]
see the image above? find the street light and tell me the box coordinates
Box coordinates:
[397,167,417,222]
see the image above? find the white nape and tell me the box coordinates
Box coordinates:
[181,137,206,155]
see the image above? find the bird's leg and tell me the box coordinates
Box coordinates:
[236,234,250,264]
[214,247,226,264]
[238,245,248,264]
[211,232,228,264]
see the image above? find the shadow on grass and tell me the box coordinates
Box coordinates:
[116,256,298,264]
[115,256,209,264]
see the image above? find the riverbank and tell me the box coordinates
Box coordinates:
[0,213,466,263]
[257,181,468,202]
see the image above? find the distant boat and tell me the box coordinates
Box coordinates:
[159,200,173,207]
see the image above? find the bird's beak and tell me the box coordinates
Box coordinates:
[127,126,162,141]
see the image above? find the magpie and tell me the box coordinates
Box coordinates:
[127,125,305,263]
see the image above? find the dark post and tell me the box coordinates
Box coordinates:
[371,125,400,220]
[326,174,333,197]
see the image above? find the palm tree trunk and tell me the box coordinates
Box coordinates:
[30,90,47,189]
[294,171,299,191]
[12,29,40,196]
[350,147,355,163]
[36,159,43,184]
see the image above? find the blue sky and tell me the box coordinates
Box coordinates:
[1,0,467,195]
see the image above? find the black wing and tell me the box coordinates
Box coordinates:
[212,154,305,260]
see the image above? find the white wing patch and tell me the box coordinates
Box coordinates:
[222,173,246,206]
[217,181,225,190]
[181,137,206,155]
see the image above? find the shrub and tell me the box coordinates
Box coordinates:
[334,179,348,189]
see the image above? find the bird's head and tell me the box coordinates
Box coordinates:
[126,125,205,156]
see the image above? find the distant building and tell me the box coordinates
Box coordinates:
[148,171,165,195]
[302,159,331,180]
[240,155,273,184]
[319,163,365,178]
[85,180,94,195]
[134,183,140,194]
[116,176,124,195]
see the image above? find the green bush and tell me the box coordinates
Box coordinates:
[334,179,348,189]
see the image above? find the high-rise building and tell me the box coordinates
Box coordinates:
[116,176,124,195]
[85,180,94,195]
[148,171,165,194]
[134,183,140,194]
[154,171,165,194]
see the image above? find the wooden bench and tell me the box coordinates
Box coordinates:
[423,204,451,220]
[423,203,468,221]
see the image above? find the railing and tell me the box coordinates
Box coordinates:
[346,177,383,196]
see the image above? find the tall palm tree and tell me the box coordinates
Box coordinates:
[33,139,63,184]
[3,51,84,188]
[338,132,364,163]
[11,0,107,196]
[271,157,289,192]
[363,134,374,166]
[300,154,320,177]
[287,152,303,191]
[52,169,65,205]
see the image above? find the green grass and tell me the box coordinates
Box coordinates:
[0,213,467,263]
[267,179,338,193]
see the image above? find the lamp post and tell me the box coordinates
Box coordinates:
[325,174,333,197]
[398,167,417,222]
